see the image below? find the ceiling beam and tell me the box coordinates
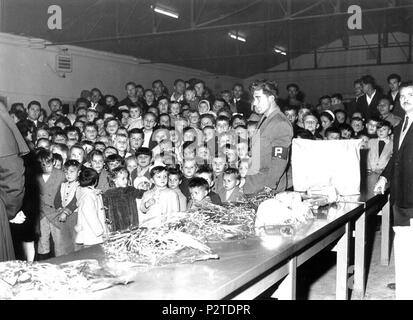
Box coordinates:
[196,0,263,28]
[46,4,413,46]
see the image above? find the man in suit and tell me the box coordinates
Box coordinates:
[346,79,364,118]
[0,100,30,261]
[374,81,413,298]
[26,100,46,129]
[231,83,252,118]
[386,73,405,118]
[357,75,385,120]
[244,80,293,194]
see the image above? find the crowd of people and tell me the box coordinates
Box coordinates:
[2,73,407,262]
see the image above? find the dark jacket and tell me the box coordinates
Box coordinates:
[382,117,413,210]
[356,91,385,120]
[102,186,144,232]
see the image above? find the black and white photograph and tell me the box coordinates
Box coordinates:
[0,0,412,305]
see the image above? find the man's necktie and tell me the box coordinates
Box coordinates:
[403,116,409,132]
[378,140,385,157]
[257,116,267,130]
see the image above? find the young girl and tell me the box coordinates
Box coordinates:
[140,166,179,228]
[102,167,144,232]
[89,150,110,193]
[319,110,335,138]
[75,168,108,248]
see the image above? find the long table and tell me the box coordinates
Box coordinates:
[50,201,364,300]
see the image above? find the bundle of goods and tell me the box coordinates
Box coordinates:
[166,202,257,242]
[244,188,277,208]
[302,185,339,208]
[103,226,219,266]
[0,259,132,300]
[254,191,315,237]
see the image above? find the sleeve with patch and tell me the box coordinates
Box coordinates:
[272,146,288,160]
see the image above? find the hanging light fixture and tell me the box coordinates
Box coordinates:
[228,32,246,42]
[151,4,179,19]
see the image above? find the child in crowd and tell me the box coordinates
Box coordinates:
[125,156,138,177]
[338,123,354,139]
[351,117,366,138]
[211,154,227,194]
[303,113,323,140]
[325,127,341,140]
[188,177,212,209]
[195,165,222,205]
[131,147,152,189]
[104,146,118,158]
[54,160,82,254]
[113,133,129,158]
[180,158,198,199]
[89,150,110,193]
[102,167,144,232]
[36,149,68,259]
[69,144,86,164]
[219,167,246,203]
[75,168,108,248]
[128,105,143,130]
[319,111,335,138]
[365,117,380,138]
[238,158,249,190]
[140,166,179,228]
[167,167,187,212]
[52,153,63,170]
[367,120,393,174]
[36,138,51,150]
[334,109,348,125]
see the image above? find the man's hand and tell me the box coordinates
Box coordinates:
[145,198,156,208]
[58,213,67,222]
[374,176,387,194]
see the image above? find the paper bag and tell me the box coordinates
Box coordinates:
[291,139,362,196]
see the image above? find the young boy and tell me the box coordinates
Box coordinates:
[127,104,143,130]
[102,167,144,232]
[180,158,198,200]
[188,177,212,209]
[131,147,152,189]
[367,120,393,174]
[195,165,222,205]
[140,166,179,228]
[365,117,380,138]
[351,116,366,138]
[167,167,187,212]
[113,133,129,158]
[36,149,69,259]
[69,144,86,164]
[83,122,99,143]
[216,116,231,135]
[54,160,82,254]
[218,167,246,203]
[303,113,323,140]
[142,112,157,149]
[211,153,227,195]
[325,127,341,140]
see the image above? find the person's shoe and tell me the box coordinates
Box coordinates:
[387,283,396,290]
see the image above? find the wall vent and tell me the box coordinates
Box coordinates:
[56,53,72,73]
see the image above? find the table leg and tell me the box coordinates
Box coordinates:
[336,223,350,300]
[286,257,297,300]
[381,195,391,266]
[354,208,366,296]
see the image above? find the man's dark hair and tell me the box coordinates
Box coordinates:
[387,73,401,83]
[125,81,137,89]
[331,93,343,101]
[286,83,299,91]
[250,80,279,98]
[28,100,41,110]
[48,98,62,107]
[360,75,376,88]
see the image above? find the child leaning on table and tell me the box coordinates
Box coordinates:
[218,167,246,203]
[367,120,393,175]
[187,177,212,209]
[139,166,180,228]
[75,167,108,249]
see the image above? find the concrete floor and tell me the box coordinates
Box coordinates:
[298,228,395,300]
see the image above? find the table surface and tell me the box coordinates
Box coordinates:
[49,201,364,300]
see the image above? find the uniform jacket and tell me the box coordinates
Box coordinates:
[382,118,413,208]
[367,138,393,173]
[387,91,405,118]
[244,108,293,194]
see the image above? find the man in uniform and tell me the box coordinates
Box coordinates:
[244,80,293,194]
[0,100,29,261]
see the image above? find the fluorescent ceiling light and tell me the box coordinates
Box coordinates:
[152,5,179,19]
[273,46,287,56]
[228,32,246,42]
